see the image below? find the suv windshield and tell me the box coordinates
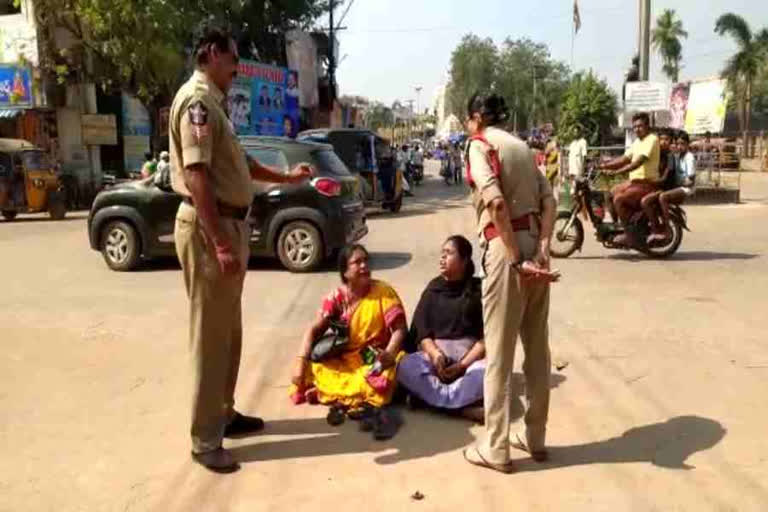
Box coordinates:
[313,150,351,177]
[22,151,51,170]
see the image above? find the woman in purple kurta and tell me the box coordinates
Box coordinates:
[398,235,486,423]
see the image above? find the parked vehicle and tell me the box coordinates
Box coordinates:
[87,137,368,272]
[550,165,688,259]
[297,128,404,212]
[0,138,66,221]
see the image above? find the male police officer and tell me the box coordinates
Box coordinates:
[461,93,557,474]
[170,27,312,473]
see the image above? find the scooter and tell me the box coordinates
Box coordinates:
[406,161,423,185]
[550,165,689,259]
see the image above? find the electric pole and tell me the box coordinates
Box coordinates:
[328,0,336,104]
[414,86,422,139]
[638,0,650,80]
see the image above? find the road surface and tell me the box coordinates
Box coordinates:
[1,164,768,511]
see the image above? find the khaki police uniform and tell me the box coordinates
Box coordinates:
[469,126,554,465]
[170,70,253,454]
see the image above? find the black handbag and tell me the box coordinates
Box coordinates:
[310,320,350,362]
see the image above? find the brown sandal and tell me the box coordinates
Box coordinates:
[463,446,515,474]
[511,434,549,462]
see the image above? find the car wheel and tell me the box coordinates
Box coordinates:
[277,220,323,272]
[100,220,141,271]
[2,210,17,221]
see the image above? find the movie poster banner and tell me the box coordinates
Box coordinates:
[229,60,300,138]
[684,79,729,135]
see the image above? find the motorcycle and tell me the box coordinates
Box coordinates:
[550,165,689,259]
[406,161,424,185]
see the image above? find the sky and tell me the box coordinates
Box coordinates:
[334,0,768,111]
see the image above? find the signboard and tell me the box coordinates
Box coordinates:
[0,65,32,108]
[668,82,691,130]
[122,93,151,172]
[624,81,670,112]
[0,17,39,66]
[81,114,117,145]
[684,79,729,135]
[228,60,300,138]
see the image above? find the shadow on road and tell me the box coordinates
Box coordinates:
[570,251,758,262]
[1,212,89,223]
[513,415,726,472]
[230,372,566,466]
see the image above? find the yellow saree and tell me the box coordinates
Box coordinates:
[295,280,406,408]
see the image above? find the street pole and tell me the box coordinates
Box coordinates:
[328,0,336,106]
[639,0,650,81]
[414,86,422,139]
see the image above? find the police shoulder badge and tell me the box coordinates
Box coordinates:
[188,100,208,126]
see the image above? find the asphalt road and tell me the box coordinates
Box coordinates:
[2,164,768,511]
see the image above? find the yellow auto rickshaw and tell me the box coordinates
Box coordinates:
[0,138,66,221]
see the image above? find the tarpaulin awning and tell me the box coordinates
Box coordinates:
[0,109,22,119]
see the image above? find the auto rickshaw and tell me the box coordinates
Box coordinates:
[297,128,404,212]
[0,138,66,221]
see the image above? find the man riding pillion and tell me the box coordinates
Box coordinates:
[598,112,660,246]
[461,92,558,474]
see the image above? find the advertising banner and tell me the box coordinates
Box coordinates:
[684,79,729,135]
[0,65,32,108]
[229,60,300,138]
[669,82,690,130]
[624,81,671,112]
[122,93,151,172]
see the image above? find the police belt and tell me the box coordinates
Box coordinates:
[183,197,249,220]
[483,215,531,241]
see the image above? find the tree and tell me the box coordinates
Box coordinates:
[558,71,618,146]
[364,102,394,132]
[652,9,688,83]
[446,34,498,118]
[31,0,332,150]
[495,38,570,131]
[715,13,768,154]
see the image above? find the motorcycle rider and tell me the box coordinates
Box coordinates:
[598,112,660,246]
[645,132,696,243]
[639,128,677,242]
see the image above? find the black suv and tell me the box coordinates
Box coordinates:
[87,137,368,272]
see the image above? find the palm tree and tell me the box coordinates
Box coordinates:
[715,14,768,156]
[652,9,688,83]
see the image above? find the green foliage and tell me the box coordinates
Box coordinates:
[364,102,394,132]
[652,9,688,83]
[714,13,768,135]
[496,38,570,130]
[33,0,332,108]
[558,72,618,146]
[446,35,570,130]
[446,34,498,118]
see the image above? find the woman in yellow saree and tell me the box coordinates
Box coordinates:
[291,244,407,437]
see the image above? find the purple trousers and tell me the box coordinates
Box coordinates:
[397,338,485,409]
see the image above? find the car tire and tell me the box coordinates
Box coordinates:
[100,220,141,271]
[276,220,323,272]
[2,210,17,221]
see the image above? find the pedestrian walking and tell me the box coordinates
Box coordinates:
[169,26,312,473]
[461,93,558,474]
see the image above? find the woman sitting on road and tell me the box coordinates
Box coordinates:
[398,235,485,423]
[291,244,407,439]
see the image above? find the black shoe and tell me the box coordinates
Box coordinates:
[326,405,346,426]
[407,393,428,410]
[373,407,403,441]
[191,448,240,474]
[224,411,265,438]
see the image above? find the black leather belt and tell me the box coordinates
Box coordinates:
[183,197,249,220]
